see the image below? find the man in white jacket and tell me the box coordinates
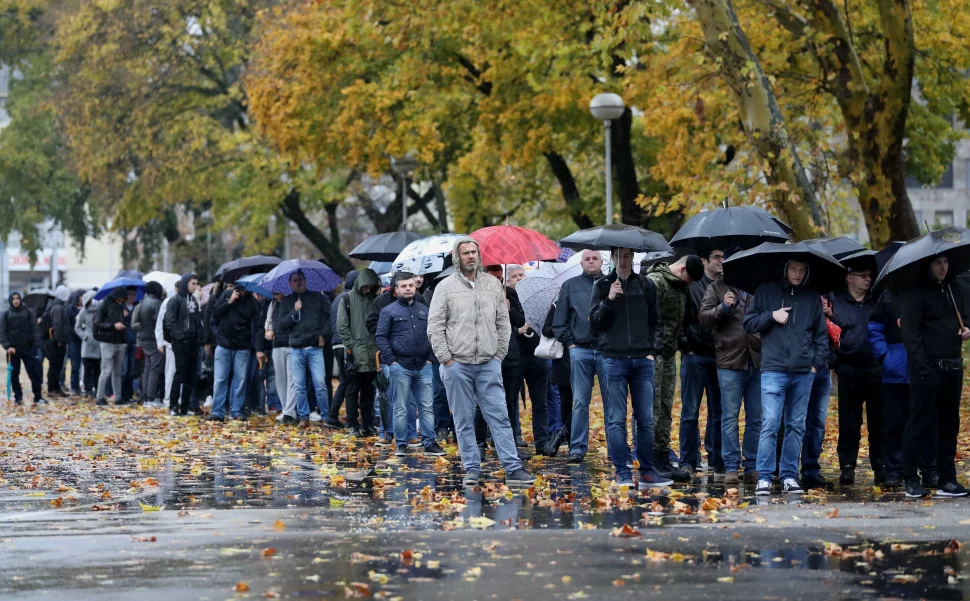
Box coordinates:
[154,282,178,407]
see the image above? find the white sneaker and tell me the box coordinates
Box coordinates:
[276,413,284,422]
[308,412,322,422]
[169,410,178,417]
[755,479,772,496]
[203,397,213,409]
[782,478,804,494]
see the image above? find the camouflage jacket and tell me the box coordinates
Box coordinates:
[646,263,688,359]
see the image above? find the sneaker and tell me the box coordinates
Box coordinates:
[281,415,297,425]
[323,418,344,429]
[839,467,855,485]
[514,435,527,448]
[423,442,447,457]
[922,472,939,489]
[567,453,584,464]
[782,478,804,494]
[375,437,394,447]
[206,415,225,423]
[724,472,740,487]
[185,410,198,417]
[97,399,108,407]
[505,469,534,486]
[362,425,379,437]
[936,481,969,498]
[436,429,449,444]
[905,477,927,498]
[34,398,48,405]
[755,479,772,496]
[203,397,213,410]
[230,415,246,421]
[276,413,285,422]
[348,426,362,437]
[617,477,636,488]
[13,399,22,405]
[463,470,482,486]
[299,418,310,428]
[408,438,422,449]
[639,470,674,489]
[308,412,322,422]
[882,474,903,488]
[395,444,408,457]
[169,409,178,416]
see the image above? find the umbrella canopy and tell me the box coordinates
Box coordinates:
[236,273,273,298]
[515,276,561,331]
[94,277,146,301]
[839,249,879,275]
[875,241,905,273]
[670,206,792,254]
[639,250,677,272]
[391,233,465,275]
[723,242,846,294]
[143,271,180,296]
[560,224,673,253]
[873,227,970,292]
[22,289,53,314]
[470,225,561,266]
[803,237,867,260]
[116,269,144,280]
[348,231,424,261]
[200,282,217,305]
[369,261,394,276]
[436,266,456,279]
[215,255,282,283]
[261,259,342,295]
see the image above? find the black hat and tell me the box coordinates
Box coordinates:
[685,255,705,282]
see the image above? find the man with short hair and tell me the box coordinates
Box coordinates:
[280,271,332,427]
[164,273,203,416]
[94,287,129,407]
[428,237,533,486]
[0,292,45,405]
[744,260,828,495]
[552,250,608,463]
[590,247,671,489]
[208,282,261,421]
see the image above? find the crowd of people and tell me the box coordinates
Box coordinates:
[1,232,967,498]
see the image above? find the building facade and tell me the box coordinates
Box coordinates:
[907,121,970,231]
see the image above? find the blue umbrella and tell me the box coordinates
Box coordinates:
[94,277,146,301]
[116,269,144,280]
[261,259,342,295]
[236,273,273,298]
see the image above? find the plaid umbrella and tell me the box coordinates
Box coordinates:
[470,224,561,266]
[515,276,561,331]
[261,259,342,295]
[392,233,465,275]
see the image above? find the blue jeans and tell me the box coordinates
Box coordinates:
[800,368,831,479]
[547,380,563,433]
[679,353,722,471]
[604,357,656,480]
[717,366,762,474]
[380,368,417,440]
[290,346,330,420]
[569,347,609,457]
[756,371,814,481]
[388,363,435,447]
[212,347,251,418]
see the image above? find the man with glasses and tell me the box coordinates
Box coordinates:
[829,264,886,486]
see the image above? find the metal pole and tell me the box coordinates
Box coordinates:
[604,119,613,225]
[206,228,212,281]
[401,175,408,232]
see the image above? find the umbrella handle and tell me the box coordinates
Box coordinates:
[948,284,966,330]
[376,351,382,371]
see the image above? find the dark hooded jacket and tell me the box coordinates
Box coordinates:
[336,268,380,371]
[0,292,41,350]
[367,272,427,336]
[67,290,85,345]
[743,265,828,373]
[94,288,129,344]
[213,287,261,350]
[164,273,203,345]
[900,261,970,376]
[132,282,163,348]
[47,285,74,345]
[280,287,332,350]
[589,270,663,359]
[330,271,359,348]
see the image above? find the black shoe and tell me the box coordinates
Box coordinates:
[323,418,344,429]
[801,473,830,490]
[13,398,23,405]
[423,442,447,456]
[114,398,131,406]
[478,442,487,457]
[299,418,310,428]
[669,464,692,482]
[936,481,969,497]
[206,415,225,422]
[436,429,449,444]
[873,469,887,485]
[922,472,939,489]
[281,415,297,425]
[567,453,584,464]
[348,426,362,437]
[96,399,108,406]
[839,467,855,485]
[463,470,482,486]
[882,474,903,488]
[362,425,379,437]
[395,444,408,457]
[514,435,527,448]
[543,430,567,457]
[905,477,927,498]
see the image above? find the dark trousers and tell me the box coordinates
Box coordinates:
[67,341,82,393]
[324,342,334,400]
[432,362,453,432]
[558,384,573,436]
[520,356,550,446]
[10,349,44,401]
[502,365,523,437]
[45,340,66,393]
[121,343,136,401]
[345,371,377,428]
[883,382,936,479]
[836,364,885,471]
[82,358,101,398]
[328,348,348,422]
[170,341,200,414]
[902,363,961,482]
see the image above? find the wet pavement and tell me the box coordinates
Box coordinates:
[3,400,970,599]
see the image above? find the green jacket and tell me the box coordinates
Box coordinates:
[646,263,688,359]
[336,268,381,372]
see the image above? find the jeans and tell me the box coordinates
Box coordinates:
[388,363,435,447]
[547,381,563,433]
[212,347,251,418]
[431,362,453,432]
[836,364,885,471]
[141,344,164,402]
[9,348,43,401]
[169,341,199,414]
[756,371,814,481]
[290,346,330,420]
[569,347,609,457]
[381,366,417,440]
[903,363,961,482]
[679,353,722,471]
[717,366,762,474]
[800,369,831,479]
[97,343,125,403]
[67,340,82,393]
[604,357,657,480]
[440,360,521,473]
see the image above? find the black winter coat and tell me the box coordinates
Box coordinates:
[743,279,828,373]
[212,289,261,350]
[589,271,663,359]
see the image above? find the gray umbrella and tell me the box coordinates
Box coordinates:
[515,276,561,331]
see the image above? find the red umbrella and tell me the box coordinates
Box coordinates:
[470,224,561,266]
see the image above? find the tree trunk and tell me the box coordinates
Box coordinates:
[544,151,595,230]
[431,179,450,233]
[689,0,822,240]
[279,189,354,274]
[611,108,643,226]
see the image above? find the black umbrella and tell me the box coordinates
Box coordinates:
[669,206,792,254]
[803,237,866,260]
[874,241,905,273]
[22,289,53,314]
[214,255,282,282]
[873,227,970,292]
[348,231,424,261]
[436,266,456,279]
[723,241,846,294]
[839,249,879,274]
[638,250,676,274]
[560,224,673,252]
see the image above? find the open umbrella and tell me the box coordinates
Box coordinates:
[804,237,867,260]
[369,261,394,276]
[116,269,144,280]
[261,259,342,295]
[873,227,970,292]
[215,255,281,283]
[875,241,905,272]
[470,225,561,266]
[670,206,792,254]
[348,231,424,261]
[94,277,146,301]
[143,271,181,296]
[839,249,879,274]
[436,266,456,280]
[515,277,562,331]
[560,224,673,253]
[391,233,464,275]
[236,273,273,298]
[22,289,53,314]
[723,241,846,294]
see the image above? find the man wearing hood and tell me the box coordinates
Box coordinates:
[44,284,73,397]
[325,271,358,428]
[899,254,970,498]
[66,290,85,395]
[427,237,533,487]
[280,271,332,427]
[208,281,261,421]
[94,287,129,406]
[132,282,164,406]
[74,290,101,400]
[164,273,203,415]
[744,260,828,495]
[0,292,45,404]
[336,268,381,436]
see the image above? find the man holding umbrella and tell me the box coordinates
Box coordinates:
[280,271,332,427]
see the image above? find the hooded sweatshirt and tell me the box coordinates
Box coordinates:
[132,282,163,348]
[47,285,74,344]
[0,292,41,350]
[336,268,380,371]
[164,273,203,344]
[94,288,129,344]
[67,290,85,345]
[330,271,359,349]
[74,291,102,359]
[213,287,261,350]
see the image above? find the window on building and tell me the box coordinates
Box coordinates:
[940,163,954,188]
[935,211,954,227]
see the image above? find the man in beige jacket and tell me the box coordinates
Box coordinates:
[428,237,533,487]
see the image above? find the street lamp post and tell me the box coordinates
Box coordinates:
[391,154,420,231]
[589,93,625,225]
